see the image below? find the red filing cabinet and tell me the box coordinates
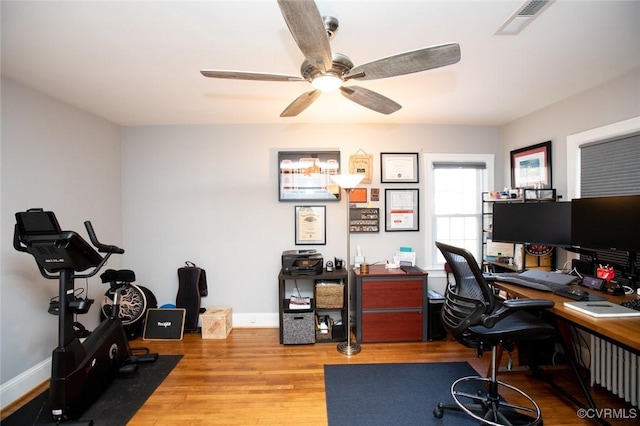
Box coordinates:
[354,265,428,343]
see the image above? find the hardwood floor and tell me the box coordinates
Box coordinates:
[3,328,637,425]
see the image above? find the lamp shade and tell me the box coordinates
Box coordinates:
[331,173,364,190]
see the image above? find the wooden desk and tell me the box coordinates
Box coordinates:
[495,281,640,419]
[493,282,640,354]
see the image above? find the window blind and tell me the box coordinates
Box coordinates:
[433,162,486,169]
[580,132,640,197]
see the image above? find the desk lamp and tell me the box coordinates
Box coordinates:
[331,173,364,356]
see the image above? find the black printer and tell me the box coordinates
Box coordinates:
[281,250,323,276]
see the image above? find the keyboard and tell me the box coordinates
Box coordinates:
[493,273,574,292]
[621,299,640,311]
[400,265,423,274]
[493,275,554,292]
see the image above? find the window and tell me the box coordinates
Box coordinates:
[425,154,494,269]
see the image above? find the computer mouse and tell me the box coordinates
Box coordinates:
[569,288,588,297]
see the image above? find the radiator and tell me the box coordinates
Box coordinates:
[590,335,640,407]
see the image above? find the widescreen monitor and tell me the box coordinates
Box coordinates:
[571,195,640,252]
[492,201,571,247]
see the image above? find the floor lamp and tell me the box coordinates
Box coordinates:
[331,173,364,356]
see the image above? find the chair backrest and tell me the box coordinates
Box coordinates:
[436,241,496,347]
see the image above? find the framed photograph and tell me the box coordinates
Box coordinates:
[380,152,419,183]
[295,206,326,245]
[349,153,373,184]
[278,151,341,201]
[510,141,552,189]
[385,189,419,232]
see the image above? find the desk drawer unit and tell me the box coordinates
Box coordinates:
[358,276,428,343]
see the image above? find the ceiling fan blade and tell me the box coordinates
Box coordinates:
[280,90,322,117]
[347,43,461,81]
[277,0,333,73]
[200,70,305,82]
[340,86,401,115]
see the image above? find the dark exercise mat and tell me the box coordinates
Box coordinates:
[2,354,182,426]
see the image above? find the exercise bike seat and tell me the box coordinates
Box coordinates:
[101,269,136,284]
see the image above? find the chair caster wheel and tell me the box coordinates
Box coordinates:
[433,403,444,419]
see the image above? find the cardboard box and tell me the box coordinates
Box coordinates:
[202,307,232,339]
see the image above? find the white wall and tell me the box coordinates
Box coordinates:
[0,77,122,406]
[120,123,501,325]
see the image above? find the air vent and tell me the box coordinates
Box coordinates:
[520,0,551,16]
[495,0,555,35]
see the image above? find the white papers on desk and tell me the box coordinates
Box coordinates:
[563,301,640,318]
[396,251,416,266]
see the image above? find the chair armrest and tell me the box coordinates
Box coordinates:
[503,298,554,310]
[481,298,554,328]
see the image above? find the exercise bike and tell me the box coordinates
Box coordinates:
[13,208,157,424]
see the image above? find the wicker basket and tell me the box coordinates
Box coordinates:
[315,283,344,309]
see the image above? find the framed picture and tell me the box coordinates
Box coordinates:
[380,152,419,183]
[295,205,326,245]
[349,153,373,184]
[510,141,552,189]
[278,151,341,201]
[385,189,419,232]
[349,187,367,203]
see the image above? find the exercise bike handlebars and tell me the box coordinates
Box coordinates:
[84,221,125,254]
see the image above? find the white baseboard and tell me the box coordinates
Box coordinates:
[0,357,50,411]
[232,312,279,328]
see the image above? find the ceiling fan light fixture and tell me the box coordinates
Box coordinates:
[312,74,342,91]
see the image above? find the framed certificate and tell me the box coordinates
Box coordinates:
[385,189,419,231]
[294,206,326,245]
[349,153,373,184]
[380,152,419,183]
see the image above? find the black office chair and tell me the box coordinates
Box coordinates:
[433,242,555,425]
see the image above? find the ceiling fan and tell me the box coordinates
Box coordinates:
[200,0,461,117]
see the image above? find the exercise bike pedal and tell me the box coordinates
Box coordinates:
[119,363,138,374]
[129,352,159,363]
[130,346,159,363]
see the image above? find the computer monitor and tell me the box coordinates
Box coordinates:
[492,201,571,247]
[571,195,640,252]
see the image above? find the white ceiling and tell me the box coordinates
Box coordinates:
[2,0,639,126]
